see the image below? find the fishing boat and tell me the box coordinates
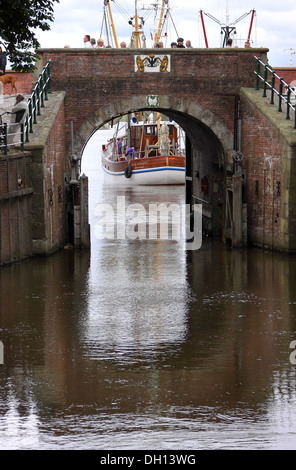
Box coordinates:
[100,0,185,185]
[101,114,185,185]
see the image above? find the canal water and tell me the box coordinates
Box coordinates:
[1,129,296,450]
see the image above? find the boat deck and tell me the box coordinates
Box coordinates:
[102,154,185,173]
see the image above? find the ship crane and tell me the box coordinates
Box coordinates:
[200,5,256,48]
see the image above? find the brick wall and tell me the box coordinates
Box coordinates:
[38,48,267,150]
[241,92,290,251]
[273,67,296,87]
[2,71,35,95]
[30,97,68,255]
[45,100,68,252]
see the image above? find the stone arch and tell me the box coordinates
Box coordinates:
[73,94,234,238]
[71,95,234,160]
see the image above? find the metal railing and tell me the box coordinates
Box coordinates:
[0,60,51,155]
[254,56,296,129]
[0,114,25,153]
[25,59,51,142]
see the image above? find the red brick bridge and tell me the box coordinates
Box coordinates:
[2,46,296,264]
[33,46,296,253]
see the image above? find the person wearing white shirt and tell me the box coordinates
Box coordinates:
[83,35,93,48]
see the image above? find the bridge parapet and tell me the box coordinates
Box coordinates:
[36,47,268,154]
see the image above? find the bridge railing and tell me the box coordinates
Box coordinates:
[254,56,296,129]
[25,60,51,142]
[0,60,51,155]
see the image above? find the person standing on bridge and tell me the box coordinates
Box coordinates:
[177,38,185,48]
[83,35,93,48]
[96,39,105,48]
[7,94,28,146]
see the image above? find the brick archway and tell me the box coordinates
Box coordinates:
[74,95,233,160]
[74,94,232,238]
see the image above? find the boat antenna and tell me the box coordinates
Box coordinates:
[284,48,296,66]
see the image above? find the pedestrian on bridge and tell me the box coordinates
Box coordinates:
[177,38,185,48]
[96,39,105,48]
[83,35,93,48]
[7,94,28,146]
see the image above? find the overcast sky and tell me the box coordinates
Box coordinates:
[35,0,296,67]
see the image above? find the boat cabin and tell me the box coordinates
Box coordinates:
[131,122,179,157]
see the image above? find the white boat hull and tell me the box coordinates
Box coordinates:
[101,164,185,185]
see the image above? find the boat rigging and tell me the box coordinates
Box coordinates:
[200,1,256,48]
[100,0,179,48]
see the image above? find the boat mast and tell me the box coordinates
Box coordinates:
[226,0,230,29]
[199,10,209,48]
[154,0,166,44]
[134,0,141,48]
[130,0,146,48]
[106,0,119,48]
[247,10,255,41]
[101,0,119,47]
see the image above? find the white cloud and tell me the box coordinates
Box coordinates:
[34,0,296,66]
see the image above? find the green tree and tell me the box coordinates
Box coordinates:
[0,0,60,72]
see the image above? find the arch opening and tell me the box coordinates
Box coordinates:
[79,97,233,242]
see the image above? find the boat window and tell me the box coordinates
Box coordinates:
[145,126,157,136]
[169,126,174,136]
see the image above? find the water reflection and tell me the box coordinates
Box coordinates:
[0,130,296,449]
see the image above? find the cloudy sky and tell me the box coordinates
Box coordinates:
[35,0,296,67]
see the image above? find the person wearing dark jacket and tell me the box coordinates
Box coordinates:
[176,38,185,48]
[0,47,7,75]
